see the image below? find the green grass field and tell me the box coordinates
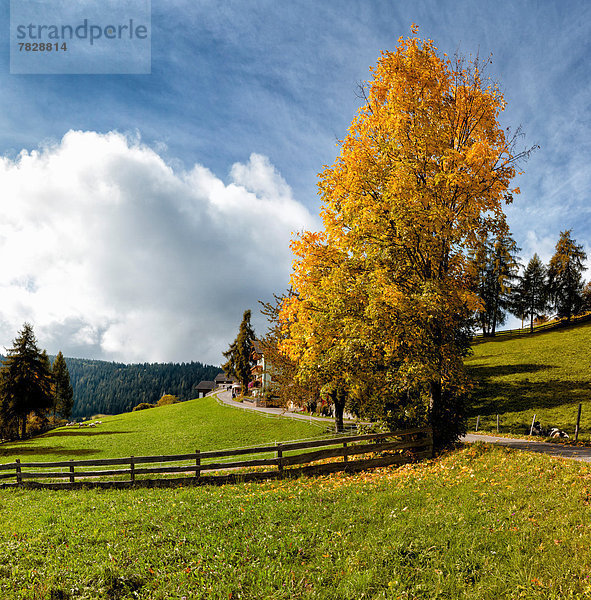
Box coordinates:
[466,321,591,438]
[0,395,327,465]
[0,444,589,599]
[3,329,591,598]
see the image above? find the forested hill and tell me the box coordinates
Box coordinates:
[63,358,222,418]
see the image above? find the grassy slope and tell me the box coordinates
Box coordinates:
[0,395,327,464]
[1,444,590,599]
[466,321,591,437]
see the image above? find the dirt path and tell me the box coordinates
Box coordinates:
[464,433,591,463]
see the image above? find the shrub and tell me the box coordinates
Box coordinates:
[132,402,156,412]
[157,394,179,406]
[26,413,50,437]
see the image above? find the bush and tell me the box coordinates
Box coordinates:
[26,413,50,437]
[132,402,156,412]
[157,394,179,407]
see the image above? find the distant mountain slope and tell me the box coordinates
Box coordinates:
[64,358,222,417]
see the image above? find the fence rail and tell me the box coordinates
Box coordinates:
[0,427,433,490]
[472,312,591,342]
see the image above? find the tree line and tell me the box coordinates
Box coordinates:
[0,323,222,439]
[476,229,588,335]
[68,358,221,418]
[223,29,540,447]
[224,31,587,448]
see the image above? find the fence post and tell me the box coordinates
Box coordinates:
[529,414,537,436]
[496,414,500,434]
[15,459,21,485]
[575,403,583,442]
[130,456,135,483]
[69,460,75,484]
[195,450,201,478]
[343,441,348,463]
[276,442,283,478]
[475,416,480,432]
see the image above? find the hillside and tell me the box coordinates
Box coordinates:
[0,394,326,464]
[465,320,591,437]
[65,357,222,418]
[0,354,222,418]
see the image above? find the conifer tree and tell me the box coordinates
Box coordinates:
[52,351,74,419]
[222,310,256,394]
[582,281,591,313]
[547,230,587,321]
[473,232,520,335]
[0,323,53,439]
[512,254,548,332]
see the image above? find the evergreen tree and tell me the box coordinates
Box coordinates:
[512,254,548,333]
[582,281,591,312]
[222,310,256,393]
[473,232,520,336]
[52,351,73,419]
[0,323,53,439]
[547,230,587,321]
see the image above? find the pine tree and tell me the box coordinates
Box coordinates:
[52,351,74,420]
[0,323,53,439]
[473,232,520,336]
[222,310,256,394]
[582,281,591,312]
[547,230,587,321]
[512,254,548,332]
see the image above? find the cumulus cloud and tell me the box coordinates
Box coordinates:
[0,130,317,364]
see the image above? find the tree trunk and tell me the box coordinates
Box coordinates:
[491,306,497,336]
[530,311,534,333]
[20,416,27,440]
[332,387,346,433]
[429,379,442,413]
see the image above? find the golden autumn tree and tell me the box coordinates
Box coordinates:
[279,27,531,443]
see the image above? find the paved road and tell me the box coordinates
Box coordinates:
[213,389,344,424]
[464,433,591,463]
[213,392,591,462]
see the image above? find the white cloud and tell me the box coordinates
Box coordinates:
[0,130,317,364]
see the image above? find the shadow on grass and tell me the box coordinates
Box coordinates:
[41,430,132,438]
[468,363,555,379]
[467,363,590,415]
[0,446,100,458]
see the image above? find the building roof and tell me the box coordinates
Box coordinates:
[215,372,237,383]
[195,380,216,390]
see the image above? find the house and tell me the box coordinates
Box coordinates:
[214,373,236,390]
[250,340,276,400]
[195,380,215,398]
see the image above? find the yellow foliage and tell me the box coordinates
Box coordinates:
[157,394,179,407]
[278,27,525,427]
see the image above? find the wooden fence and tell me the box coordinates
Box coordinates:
[0,427,433,490]
[472,311,591,343]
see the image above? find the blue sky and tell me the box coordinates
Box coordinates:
[0,0,590,363]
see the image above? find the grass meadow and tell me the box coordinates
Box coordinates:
[3,328,591,598]
[0,443,589,599]
[465,321,591,439]
[0,395,327,465]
